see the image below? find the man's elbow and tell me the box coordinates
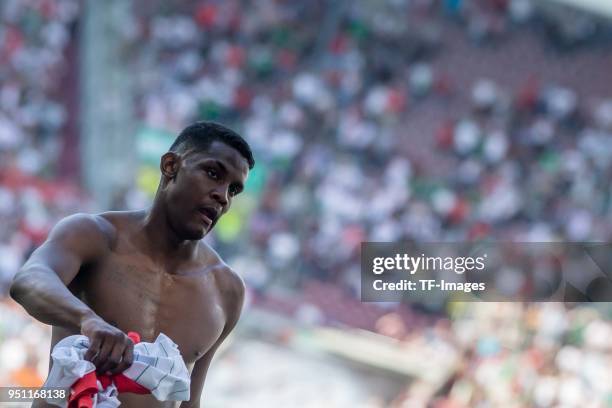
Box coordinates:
[9,270,33,304]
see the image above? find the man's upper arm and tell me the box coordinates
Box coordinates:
[18,213,114,284]
[181,267,245,407]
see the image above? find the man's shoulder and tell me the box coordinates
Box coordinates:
[211,262,245,324]
[215,264,246,300]
[96,209,146,230]
[51,212,117,246]
[197,242,245,303]
[51,210,148,251]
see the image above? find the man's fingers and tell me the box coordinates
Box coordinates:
[81,317,134,373]
[84,335,102,362]
[106,339,131,374]
[94,335,116,373]
[109,339,134,375]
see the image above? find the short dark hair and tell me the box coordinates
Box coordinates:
[169,121,255,169]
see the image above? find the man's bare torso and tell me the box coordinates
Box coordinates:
[36,211,231,408]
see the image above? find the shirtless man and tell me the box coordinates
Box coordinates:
[10,121,254,407]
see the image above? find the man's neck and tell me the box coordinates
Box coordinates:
[140,198,198,264]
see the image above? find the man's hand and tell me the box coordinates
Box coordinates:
[81,315,134,375]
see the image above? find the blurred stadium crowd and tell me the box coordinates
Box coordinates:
[1,0,612,406]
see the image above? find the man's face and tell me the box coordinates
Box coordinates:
[163,141,250,240]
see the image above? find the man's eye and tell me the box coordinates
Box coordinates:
[206,169,218,179]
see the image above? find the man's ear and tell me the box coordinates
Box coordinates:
[160,152,181,180]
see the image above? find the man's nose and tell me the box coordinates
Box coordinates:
[210,186,229,207]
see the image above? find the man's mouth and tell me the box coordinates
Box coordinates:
[198,206,219,227]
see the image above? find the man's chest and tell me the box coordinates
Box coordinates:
[74,253,226,363]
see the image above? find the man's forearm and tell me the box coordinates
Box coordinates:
[10,265,98,331]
